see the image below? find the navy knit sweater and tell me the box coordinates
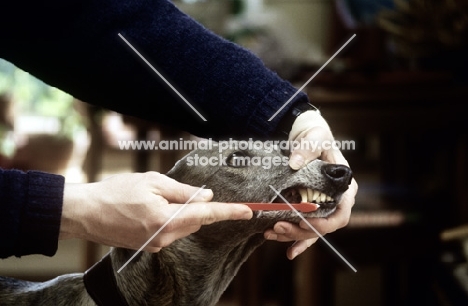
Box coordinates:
[0,0,309,258]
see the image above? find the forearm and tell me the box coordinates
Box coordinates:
[1,0,308,139]
[0,169,64,258]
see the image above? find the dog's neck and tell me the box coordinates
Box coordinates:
[112,218,275,306]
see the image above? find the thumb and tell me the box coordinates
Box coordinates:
[289,126,329,170]
[288,111,331,170]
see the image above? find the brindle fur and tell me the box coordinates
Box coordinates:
[0,144,352,305]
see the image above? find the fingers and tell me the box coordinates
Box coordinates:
[144,246,162,253]
[165,202,253,227]
[264,178,357,258]
[288,111,331,170]
[322,144,349,166]
[141,202,253,252]
[287,238,319,260]
[299,178,357,233]
[289,126,331,170]
[264,222,320,259]
[265,221,319,242]
[150,172,214,203]
[288,111,351,169]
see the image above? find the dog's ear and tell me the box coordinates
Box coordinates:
[172,159,182,169]
[166,153,207,186]
[165,155,187,180]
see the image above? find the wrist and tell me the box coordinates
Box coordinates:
[60,183,93,240]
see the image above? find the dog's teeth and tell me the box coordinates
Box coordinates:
[312,190,320,202]
[307,188,314,202]
[315,191,322,203]
[297,188,333,204]
[319,193,327,203]
[299,188,308,203]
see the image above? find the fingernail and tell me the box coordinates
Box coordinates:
[291,241,300,248]
[266,233,278,240]
[291,250,299,259]
[240,207,253,219]
[229,204,253,220]
[289,155,304,170]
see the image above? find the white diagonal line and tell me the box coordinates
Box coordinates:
[268,34,356,121]
[118,33,207,121]
[269,185,357,272]
[117,185,207,273]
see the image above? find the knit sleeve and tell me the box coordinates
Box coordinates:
[0,169,64,258]
[0,0,309,140]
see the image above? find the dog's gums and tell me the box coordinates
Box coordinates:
[0,143,353,306]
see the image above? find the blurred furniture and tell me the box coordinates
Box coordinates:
[436,224,468,305]
[296,69,466,305]
[83,107,189,268]
[225,68,467,305]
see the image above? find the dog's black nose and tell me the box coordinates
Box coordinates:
[322,164,353,192]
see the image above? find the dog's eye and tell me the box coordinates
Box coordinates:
[226,151,249,167]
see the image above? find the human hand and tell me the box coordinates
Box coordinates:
[60,172,252,252]
[266,110,358,259]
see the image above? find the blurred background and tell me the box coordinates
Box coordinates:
[1,0,467,305]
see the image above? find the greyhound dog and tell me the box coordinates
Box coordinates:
[0,143,352,305]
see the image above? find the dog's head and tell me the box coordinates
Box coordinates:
[167,142,352,221]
